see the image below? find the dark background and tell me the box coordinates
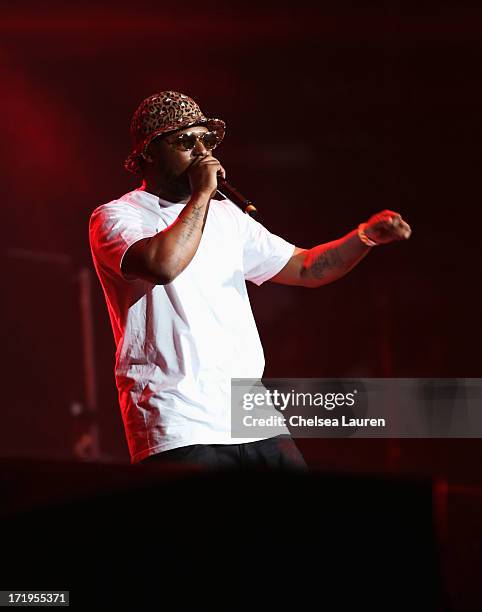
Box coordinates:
[2,4,482,608]
[2,1,481,466]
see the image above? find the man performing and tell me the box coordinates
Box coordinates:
[89,91,411,471]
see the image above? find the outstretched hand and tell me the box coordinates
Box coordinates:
[364,210,412,244]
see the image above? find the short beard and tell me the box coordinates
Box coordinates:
[173,171,192,198]
[161,168,192,201]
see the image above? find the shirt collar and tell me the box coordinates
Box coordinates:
[131,188,188,211]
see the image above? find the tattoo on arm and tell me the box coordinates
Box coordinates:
[309,248,344,279]
[177,203,207,243]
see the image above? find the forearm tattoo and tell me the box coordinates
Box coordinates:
[309,248,344,279]
[177,202,208,243]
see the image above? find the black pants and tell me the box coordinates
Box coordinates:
[140,435,309,472]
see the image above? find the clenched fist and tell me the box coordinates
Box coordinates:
[363,210,412,245]
[187,154,226,200]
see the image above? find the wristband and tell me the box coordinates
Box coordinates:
[357,223,379,247]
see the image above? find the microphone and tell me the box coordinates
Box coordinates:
[216,178,258,217]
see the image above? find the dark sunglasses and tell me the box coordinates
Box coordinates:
[166,130,221,152]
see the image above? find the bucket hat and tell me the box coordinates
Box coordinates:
[124,91,226,173]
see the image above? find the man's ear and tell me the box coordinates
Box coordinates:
[141,151,154,163]
[143,136,163,163]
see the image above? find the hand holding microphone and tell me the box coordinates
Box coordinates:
[187,154,257,217]
[187,153,226,200]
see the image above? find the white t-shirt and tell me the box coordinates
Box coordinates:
[89,188,294,463]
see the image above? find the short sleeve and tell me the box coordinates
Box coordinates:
[230,203,295,286]
[89,202,157,280]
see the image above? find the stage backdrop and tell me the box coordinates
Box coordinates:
[1,1,481,463]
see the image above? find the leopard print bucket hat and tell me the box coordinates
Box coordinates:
[124,91,226,174]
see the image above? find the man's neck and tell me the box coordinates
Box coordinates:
[140,177,190,203]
